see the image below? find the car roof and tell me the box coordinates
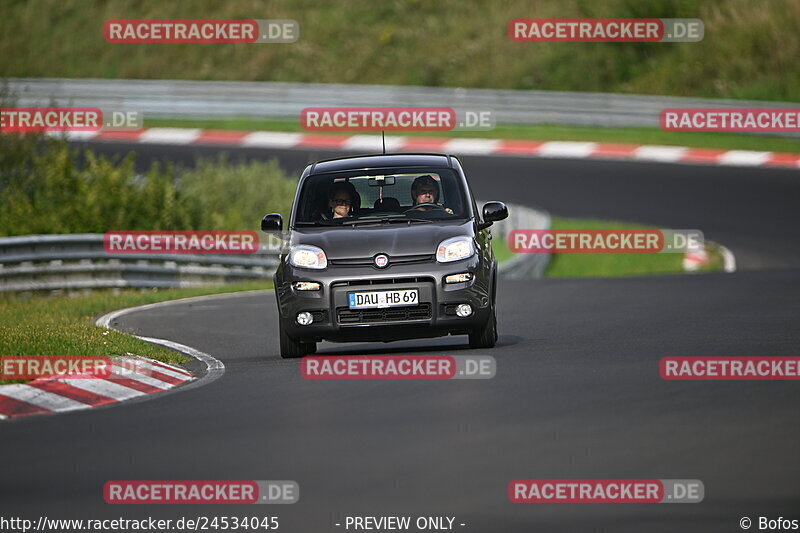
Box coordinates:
[307,153,455,175]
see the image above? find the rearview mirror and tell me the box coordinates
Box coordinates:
[261,213,283,232]
[369,176,396,186]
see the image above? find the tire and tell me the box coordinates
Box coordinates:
[469,303,497,349]
[469,272,498,349]
[279,321,315,358]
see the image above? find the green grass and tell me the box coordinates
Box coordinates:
[0,281,271,385]
[145,117,800,154]
[2,0,799,102]
[542,217,722,278]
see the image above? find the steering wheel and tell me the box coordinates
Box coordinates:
[404,203,445,213]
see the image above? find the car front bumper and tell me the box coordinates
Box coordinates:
[274,255,492,343]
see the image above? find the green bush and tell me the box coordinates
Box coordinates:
[0,133,296,236]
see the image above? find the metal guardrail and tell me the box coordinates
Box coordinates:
[0,234,279,293]
[7,78,800,132]
[0,203,549,292]
[494,202,551,279]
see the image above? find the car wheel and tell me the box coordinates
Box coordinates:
[469,302,497,349]
[279,320,313,358]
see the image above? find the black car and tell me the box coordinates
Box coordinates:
[261,153,508,358]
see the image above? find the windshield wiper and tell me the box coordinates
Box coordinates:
[341,217,432,227]
[294,220,339,227]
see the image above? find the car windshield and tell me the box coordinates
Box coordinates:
[294,167,469,225]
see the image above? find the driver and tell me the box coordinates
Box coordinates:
[410,175,453,213]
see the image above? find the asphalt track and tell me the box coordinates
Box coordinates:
[2,142,799,532]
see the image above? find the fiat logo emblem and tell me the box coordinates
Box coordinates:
[374,254,389,268]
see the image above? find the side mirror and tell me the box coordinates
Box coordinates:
[261,213,283,232]
[478,201,508,229]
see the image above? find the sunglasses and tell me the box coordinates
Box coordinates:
[332,198,352,206]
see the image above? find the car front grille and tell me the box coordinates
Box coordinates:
[331,276,434,288]
[337,303,432,324]
[329,254,434,267]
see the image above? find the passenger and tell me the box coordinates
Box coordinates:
[324,181,358,219]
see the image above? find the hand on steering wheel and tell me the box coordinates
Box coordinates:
[404,202,445,213]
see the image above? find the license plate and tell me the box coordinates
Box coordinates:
[348,289,418,309]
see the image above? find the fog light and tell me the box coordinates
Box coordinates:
[296,311,314,326]
[455,304,473,317]
[445,272,473,284]
[293,281,321,291]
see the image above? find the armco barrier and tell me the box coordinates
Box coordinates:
[8,78,800,134]
[0,234,279,293]
[493,203,552,279]
[0,205,549,293]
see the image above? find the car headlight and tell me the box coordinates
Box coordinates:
[289,245,328,269]
[436,236,475,263]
